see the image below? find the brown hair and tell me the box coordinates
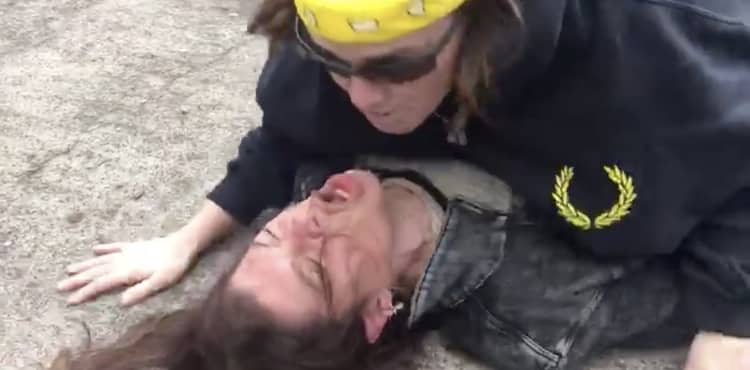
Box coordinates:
[48,209,420,370]
[246,0,525,132]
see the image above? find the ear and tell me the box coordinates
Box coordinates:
[361,289,396,344]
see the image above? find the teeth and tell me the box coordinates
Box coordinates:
[334,189,350,201]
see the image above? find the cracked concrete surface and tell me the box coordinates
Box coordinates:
[0,0,687,369]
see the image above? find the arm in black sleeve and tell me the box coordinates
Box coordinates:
[206,125,300,225]
[680,188,750,338]
[666,3,750,338]
[206,42,329,225]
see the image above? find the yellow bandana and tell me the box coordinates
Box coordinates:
[294,0,467,44]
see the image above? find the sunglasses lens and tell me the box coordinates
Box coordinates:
[295,26,437,82]
[361,60,436,83]
[327,65,353,78]
[294,14,453,84]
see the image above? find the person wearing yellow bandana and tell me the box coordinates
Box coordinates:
[56,0,750,369]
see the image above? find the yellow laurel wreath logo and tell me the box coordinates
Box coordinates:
[552,165,637,230]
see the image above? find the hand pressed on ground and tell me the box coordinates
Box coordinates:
[57,233,198,306]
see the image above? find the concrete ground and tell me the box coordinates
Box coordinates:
[0,0,687,368]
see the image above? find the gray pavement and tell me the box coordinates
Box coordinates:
[0,0,687,368]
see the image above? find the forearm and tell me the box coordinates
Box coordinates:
[172,200,239,258]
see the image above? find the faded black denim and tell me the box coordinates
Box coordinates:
[293,157,688,370]
[421,198,686,370]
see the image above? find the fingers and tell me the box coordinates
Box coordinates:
[65,254,116,275]
[57,263,113,292]
[66,271,130,305]
[92,242,125,255]
[120,277,161,307]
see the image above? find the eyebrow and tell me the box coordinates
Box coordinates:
[248,203,296,248]
[264,227,279,240]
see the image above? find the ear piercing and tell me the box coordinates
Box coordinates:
[392,302,405,315]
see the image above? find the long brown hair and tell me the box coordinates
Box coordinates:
[246,0,525,132]
[48,209,420,370]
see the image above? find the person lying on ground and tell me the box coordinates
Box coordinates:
[53,162,750,370]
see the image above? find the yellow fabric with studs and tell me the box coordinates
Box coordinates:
[294,0,467,44]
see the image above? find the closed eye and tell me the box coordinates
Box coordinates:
[263,227,279,241]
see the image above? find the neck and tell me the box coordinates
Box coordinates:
[381,181,441,290]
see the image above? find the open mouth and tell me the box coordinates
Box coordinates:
[317,172,363,204]
[317,186,350,203]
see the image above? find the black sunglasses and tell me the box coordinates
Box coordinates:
[294,16,458,83]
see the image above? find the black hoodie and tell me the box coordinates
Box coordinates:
[207,0,750,337]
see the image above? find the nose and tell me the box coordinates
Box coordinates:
[346,77,387,112]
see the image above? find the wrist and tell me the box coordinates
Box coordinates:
[169,227,204,260]
[172,201,238,257]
